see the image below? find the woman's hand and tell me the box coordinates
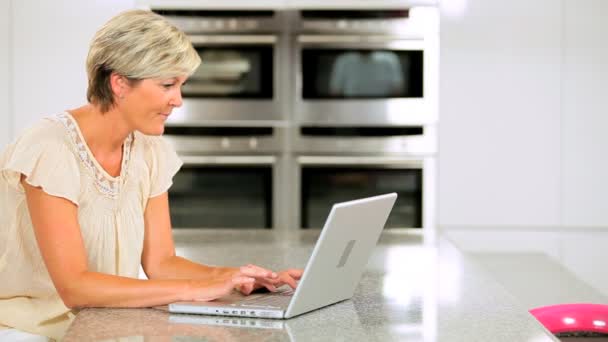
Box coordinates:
[237,268,304,296]
[276,269,304,289]
[233,264,281,293]
[187,264,280,301]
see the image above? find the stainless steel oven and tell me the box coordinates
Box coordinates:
[291,8,439,126]
[291,125,437,229]
[163,126,286,229]
[154,10,289,125]
[295,156,426,229]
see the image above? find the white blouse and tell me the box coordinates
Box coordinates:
[0,112,182,339]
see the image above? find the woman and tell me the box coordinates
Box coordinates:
[0,9,302,340]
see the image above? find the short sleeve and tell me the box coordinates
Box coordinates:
[144,136,183,198]
[0,129,81,205]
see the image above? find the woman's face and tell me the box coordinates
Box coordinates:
[120,75,187,135]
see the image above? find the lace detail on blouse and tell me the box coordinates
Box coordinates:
[53,112,133,198]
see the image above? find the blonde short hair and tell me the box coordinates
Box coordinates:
[86,9,201,112]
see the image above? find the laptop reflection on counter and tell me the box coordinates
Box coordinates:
[169,193,397,319]
[168,299,369,341]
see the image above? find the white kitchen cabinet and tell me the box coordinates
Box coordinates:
[438,0,562,226]
[0,0,10,149]
[11,0,136,137]
[561,0,608,226]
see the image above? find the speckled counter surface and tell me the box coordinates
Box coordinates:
[61,229,561,342]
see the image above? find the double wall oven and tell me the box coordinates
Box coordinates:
[152,7,439,230]
[290,8,438,229]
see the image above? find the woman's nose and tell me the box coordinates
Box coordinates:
[170,90,183,107]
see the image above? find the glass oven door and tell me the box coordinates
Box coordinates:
[168,35,285,125]
[169,156,275,229]
[302,49,423,99]
[297,156,423,229]
[295,36,436,126]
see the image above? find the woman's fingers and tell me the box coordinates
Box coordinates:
[255,280,278,292]
[239,264,278,280]
[279,272,298,289]
[193,276,254,302]
[265,284,278,292]
[285,268,304,280]
[275,269,304,289]
[233,264,280,295]
[233,266,305,295]
[236,282,256,296]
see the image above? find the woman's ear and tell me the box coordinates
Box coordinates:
[109,72,128,99]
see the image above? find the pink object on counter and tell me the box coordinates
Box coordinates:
[529,303,608,334]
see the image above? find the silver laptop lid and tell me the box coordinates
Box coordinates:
[285,193,397,318]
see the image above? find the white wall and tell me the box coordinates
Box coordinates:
[439,0,608,228]
[11,0,136,137]
[0,0,10,149]
[439,0,562,226]
[561,0,608,226]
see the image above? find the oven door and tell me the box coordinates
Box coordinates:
[295,36,437,126]
[168,35,285,125]
[169,155,277,229]
[295,156,424,229]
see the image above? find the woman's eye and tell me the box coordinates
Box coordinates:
[163,83,174,88]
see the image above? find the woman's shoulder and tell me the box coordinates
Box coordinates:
[132,132,182,197]
[0,113,77,172]
[15,113,74,148]
[0,114,82,203]
[15,115,69,142]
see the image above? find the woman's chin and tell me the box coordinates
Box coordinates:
[138,125,165,136]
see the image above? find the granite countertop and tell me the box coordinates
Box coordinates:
[59,228,603,341]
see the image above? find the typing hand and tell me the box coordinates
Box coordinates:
[237,268,303,296]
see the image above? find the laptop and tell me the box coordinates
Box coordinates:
[168,193,397,319]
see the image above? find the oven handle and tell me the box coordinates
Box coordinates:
[189,35,277,45]
[180,155,277,166]
[297,156,423,168]
[297,35,424,46]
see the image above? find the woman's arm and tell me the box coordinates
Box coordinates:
[21,177,262,308]
[141,192,283,292]
[141,191,228,280]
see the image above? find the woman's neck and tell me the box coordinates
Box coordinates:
[68,104,132,156]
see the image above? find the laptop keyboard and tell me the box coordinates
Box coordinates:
[238,289,294,308]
